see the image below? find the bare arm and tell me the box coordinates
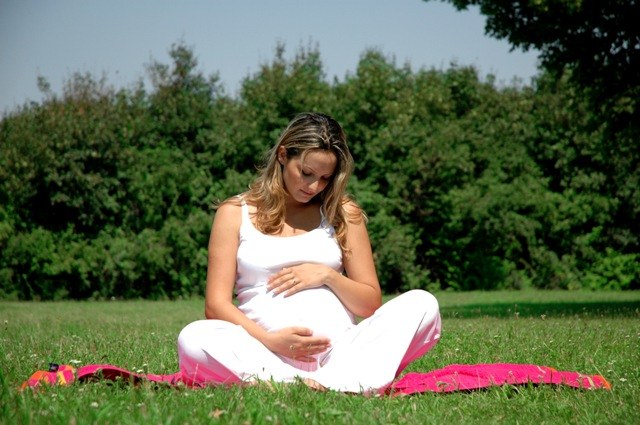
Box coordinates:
[204,202,252,324]
[329,202,382,317]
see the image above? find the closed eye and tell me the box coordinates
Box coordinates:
[302,168,332,181]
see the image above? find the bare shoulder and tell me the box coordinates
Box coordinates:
[343,199,366,225]
[214,198,243,227]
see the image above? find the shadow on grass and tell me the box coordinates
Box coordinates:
[441,301,640,319]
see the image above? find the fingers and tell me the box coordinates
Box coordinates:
[281,280,301,297]
[290,355,317,363]
[289,342,330,352]
[287,341,331,360]
[272,327,331,360]
[267,267,294,287]
[291,327,314,336]
[289,328,331,346]
[285,329,331,358]
[271,267,291,280]
[268,269,302,295]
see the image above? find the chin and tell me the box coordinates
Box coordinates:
[297,193,316,203]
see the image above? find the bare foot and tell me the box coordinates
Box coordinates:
[239,380,275,391]
[302,378,327,392]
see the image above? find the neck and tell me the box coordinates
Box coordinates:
[283,192,319,211]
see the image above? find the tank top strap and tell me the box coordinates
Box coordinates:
[319,205,328,227]
[239,196,251,229]
[319,205,337,237]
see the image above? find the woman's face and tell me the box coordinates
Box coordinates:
[278,147,337,204]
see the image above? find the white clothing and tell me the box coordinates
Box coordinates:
[177,201,441,393]
[235,201,355,344]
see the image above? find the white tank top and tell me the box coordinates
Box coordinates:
[235,200,356,340]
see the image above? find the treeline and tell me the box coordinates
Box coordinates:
[0,43,637,300]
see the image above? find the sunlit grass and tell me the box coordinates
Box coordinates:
[1,290,639,424]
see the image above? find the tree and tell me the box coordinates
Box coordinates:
[425,1,639,121]
[2,41,636,298]
[426,0,639,258]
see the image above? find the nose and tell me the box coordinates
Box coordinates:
[307,179,325,194]
[309,180,319,190]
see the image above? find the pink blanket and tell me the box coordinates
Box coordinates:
[22,362,610,395]
[388,363,610,395]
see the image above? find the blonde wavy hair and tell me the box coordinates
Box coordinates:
[241,112,361,253]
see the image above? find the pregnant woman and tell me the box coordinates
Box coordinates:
[177,112,441,393]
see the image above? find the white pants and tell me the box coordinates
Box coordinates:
[177,289,441,393]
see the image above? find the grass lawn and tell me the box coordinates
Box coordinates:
[1,290,639,424]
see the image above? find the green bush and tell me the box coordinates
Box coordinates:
[584,248,639,290]
[0,42,637,299]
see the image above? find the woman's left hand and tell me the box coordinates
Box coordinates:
[267,264,333,297]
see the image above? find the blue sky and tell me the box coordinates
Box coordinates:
[0,0,540,114]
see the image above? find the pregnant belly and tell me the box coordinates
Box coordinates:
[242,286,355,341]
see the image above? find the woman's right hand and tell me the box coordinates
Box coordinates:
[264,327,331,362]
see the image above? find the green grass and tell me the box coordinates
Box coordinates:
[1,290,639,424]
